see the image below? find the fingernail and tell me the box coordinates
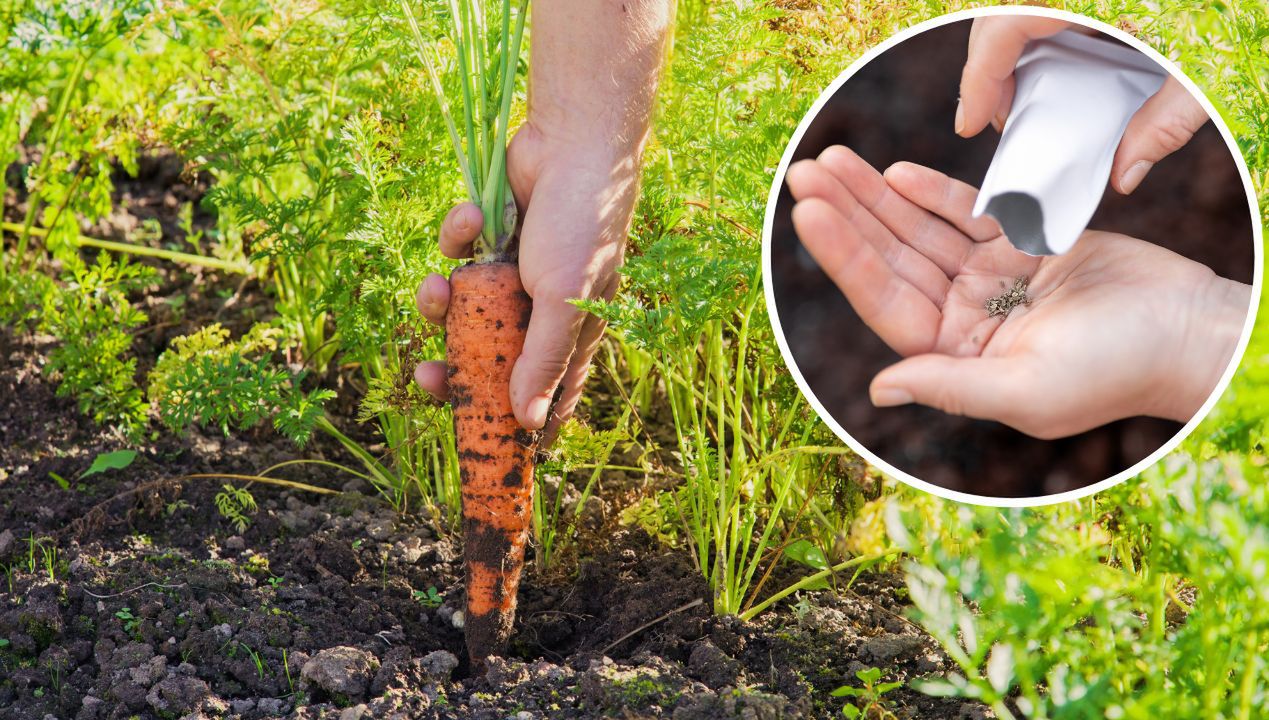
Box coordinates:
[871,387,914,407]
[1120,161,1153,194]
[525,395,551,430]
[954,100,965,135]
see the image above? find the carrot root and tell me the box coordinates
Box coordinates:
[446,261,536,673]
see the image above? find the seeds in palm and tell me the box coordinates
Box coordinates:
[985,276,1031,318]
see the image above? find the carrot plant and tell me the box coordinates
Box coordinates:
[398,0,533,670]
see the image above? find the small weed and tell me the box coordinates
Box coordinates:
[115,608,139,638]
[244,554,270,575]
[831,667,902,719]
[412,586,443,608]
[48,472,70,491]
[41,545,57,582]
[214,484,256,533]
[240,642,267,680]
[165,500,192,516]
[282,647,295,694]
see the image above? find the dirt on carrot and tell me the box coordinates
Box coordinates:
[445,260,537,672]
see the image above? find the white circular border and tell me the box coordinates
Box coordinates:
[761,5,1264,508]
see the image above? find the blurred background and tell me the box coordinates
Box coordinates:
[769,19,1255,498]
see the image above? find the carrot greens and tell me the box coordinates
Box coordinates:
[400,0,529,261]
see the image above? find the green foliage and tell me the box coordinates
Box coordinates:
[581,0,868,616]
[532,417,634,568]
[398,0,529,255]
[214,484,257,533]
[40,255,153,436]
[148,323,332,446]
[618,490,682,548]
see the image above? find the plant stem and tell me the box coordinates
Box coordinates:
[1,223,252,273]
[739,551,900,622]
[11,52,89,276]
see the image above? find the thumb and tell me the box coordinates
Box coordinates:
[870,354,1031,427]
[1112,77,1209,194]
[509,286,587,431]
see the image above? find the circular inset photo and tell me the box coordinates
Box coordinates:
[763,7,1261,504]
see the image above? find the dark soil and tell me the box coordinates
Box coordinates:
[0,330,987,720]
[769,20,1255,498]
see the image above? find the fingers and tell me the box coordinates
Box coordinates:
[508,283,590,432]
[1112,77,1209,194]
[871,354,1046,434]
[415,273,450,326]
[413,360,449,402]
[413,273,451,401]
[439,203,484,259]
[959,17,1073,137]
[539,275,619,445]
[990,74,1015,133]
[814,146,974,280]
[792,197,940,357]
[786,155,951,302]
[882,162,1004,243]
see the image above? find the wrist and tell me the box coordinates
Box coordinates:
[526,0,669,160]
[1152,275,1250,423]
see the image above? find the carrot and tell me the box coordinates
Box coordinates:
[399,0,532,672]
[446,260,536,671]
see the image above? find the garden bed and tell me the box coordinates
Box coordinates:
[1,327,984,719]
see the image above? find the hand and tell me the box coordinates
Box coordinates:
[786,147,1248,439]
[957,17,1209,194]
[414,124,638,442]
[414,0,670,443]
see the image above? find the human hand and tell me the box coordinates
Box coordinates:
[413,124,639,442]
[957,16,1209,194]
[413,0,669,443]
[786,147,1248,439]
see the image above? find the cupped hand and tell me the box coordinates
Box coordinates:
[786,146,1247,439]
[958,16,1209,194]
[414,122,638,442]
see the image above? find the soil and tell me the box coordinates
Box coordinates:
[0,156,991,718]
[769,20,1255,498]
[0,329,988,719]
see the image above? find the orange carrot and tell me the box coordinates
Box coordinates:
[445,260,536,672]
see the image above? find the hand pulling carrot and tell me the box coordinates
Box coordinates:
[400,0,533,671]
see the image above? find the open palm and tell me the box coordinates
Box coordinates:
[787,147,1245,438]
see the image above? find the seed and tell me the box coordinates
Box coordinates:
[985,276,1032,318]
